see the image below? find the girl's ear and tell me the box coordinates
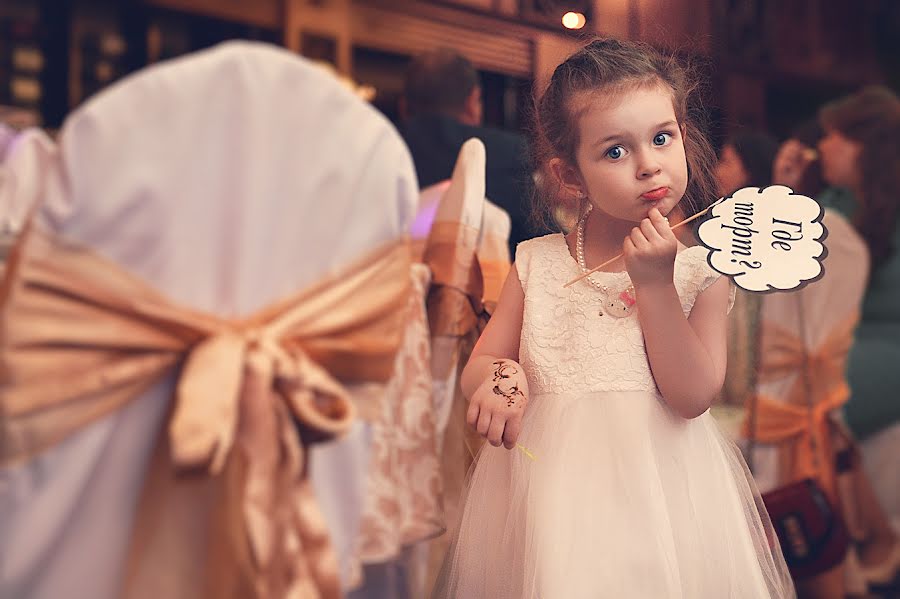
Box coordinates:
[549,157,585,202]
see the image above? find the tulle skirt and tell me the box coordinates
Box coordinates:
[432,391,795,598]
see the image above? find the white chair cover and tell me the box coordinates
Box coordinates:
[750,209,869,492]
[0,41,417,599]
[426,138,486,437]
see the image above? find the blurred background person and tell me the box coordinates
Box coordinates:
[772,120,832,201]
[774,85,900,595]
[819,87,900,591]
[715,130,779,196]
[399,48,536,255]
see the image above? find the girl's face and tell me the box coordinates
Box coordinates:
[818,129,862,189]
[715,144,748,197]
[564,85,689,223]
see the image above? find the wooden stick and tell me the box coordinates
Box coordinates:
[562,201,721,289]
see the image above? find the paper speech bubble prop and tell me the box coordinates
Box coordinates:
[697,185,826,292]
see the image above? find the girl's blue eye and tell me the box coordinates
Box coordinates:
[606,146,624,159]
[653,133,671,146]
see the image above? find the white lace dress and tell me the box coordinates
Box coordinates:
[433,234,795,599]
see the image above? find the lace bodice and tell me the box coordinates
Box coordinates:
[517,233,733,395]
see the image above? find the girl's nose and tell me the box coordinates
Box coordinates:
[637,152,662,179]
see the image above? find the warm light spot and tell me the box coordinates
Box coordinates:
[562,11,586,30]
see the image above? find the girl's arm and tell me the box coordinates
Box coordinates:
[636,276,729,418]
[461,265,530,449]
[625,208,729,419]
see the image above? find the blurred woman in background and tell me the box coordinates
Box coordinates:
[715,130,779,196]
[774,85,900,595]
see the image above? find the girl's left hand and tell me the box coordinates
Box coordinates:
[623,207,678,288]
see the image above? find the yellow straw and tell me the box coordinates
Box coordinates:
[517,443,537,460]
[467,437,536,461]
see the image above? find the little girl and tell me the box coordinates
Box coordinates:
[433,39,795,598]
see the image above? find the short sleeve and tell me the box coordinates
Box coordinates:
[514,238,534,294]
[676,246,736,315]
[697,264,737,314]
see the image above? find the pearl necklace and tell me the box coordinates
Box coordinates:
[575,206,636,318]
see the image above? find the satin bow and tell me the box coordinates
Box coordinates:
[1,225,412,598]
[745,313,858,498]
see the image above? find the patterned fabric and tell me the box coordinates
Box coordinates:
[356,264,444,564]
[517,234,734,396]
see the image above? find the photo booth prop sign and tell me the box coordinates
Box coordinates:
[697,186,826,293]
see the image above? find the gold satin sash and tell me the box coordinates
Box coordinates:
[1,225,412,598]
[476,230,510,305]
[423,222,491,340]
[744,313,858,498]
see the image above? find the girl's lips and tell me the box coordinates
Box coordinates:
[641,187,669,201]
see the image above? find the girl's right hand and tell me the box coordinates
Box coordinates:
[773,138,816,189]
[466,358,530,449]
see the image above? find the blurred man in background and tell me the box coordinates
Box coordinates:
[400,49,536,254]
